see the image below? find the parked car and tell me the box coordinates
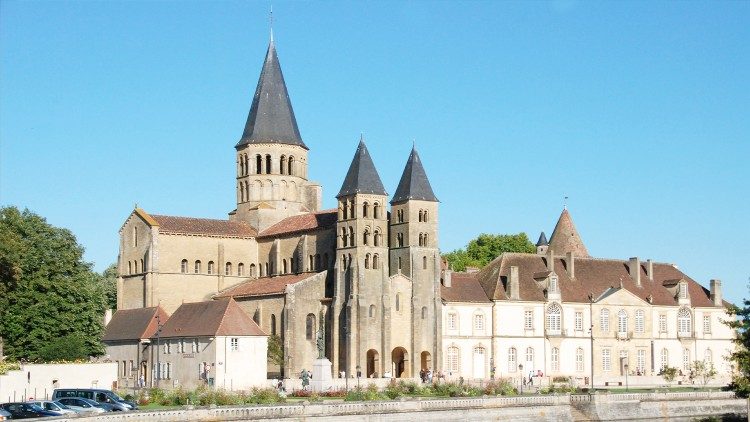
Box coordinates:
[53,388,136,411]
[0,408,11,421]
[29,400,77,415]
[0,402,62,418]
[56,397,110,414]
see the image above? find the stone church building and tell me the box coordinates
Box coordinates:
[117,37,441,380]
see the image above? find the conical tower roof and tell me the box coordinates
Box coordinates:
[548,208,590,257]
[337,138,387,198]
[391,146,438,204]
[236,39,307,149]
[536,232,548,246]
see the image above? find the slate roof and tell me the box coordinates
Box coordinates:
[441,273,491,303]
[158,299,265,338]
[391,146,438,203]
[103,306,168,342]
[536,232,549,246]
[548,209,590,258]
[150,214,257,238]
[337,139,387,198]
[476,252,722,307]
[258,210,337,238]
[236,39,306,150]
[214,273,321,299]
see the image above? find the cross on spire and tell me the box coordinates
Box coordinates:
[269,6,274,42]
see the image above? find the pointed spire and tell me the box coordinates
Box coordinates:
[548,208,590,258]
[337,137,387,198]
[236,39,307,150]
[391,145,438,204]
[536,232,548,246]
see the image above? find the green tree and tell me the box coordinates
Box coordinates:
[99,263,118,311]
[443,233,536,272]
[726,291,750,396]
[267,334,284,374]
[0,206,106,361]
[661,366,678,387]
[690,360,717,386]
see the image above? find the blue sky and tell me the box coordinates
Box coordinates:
[1,1,748,302]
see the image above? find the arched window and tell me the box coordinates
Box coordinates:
[635,309,645,333]
[288,156,294,175]
[422,306,427,319]
[576,348,584,372]
[282,259,288,274]
[306,313,315,340]
[271,314,277,336]
[238,263,244,276]
[395,294,401,311]
[618,309,628,334]
[140,259,145,272]
[128,261,132,275]
[397,232,404,247]
[547,302,562,333]
[423,210,428,222]
[447,312,458,330]
[447,346,460,372]
[551,347,560,371]
[363,228,370,245]
[373,203,380,219]
[362,202,369,218]
[424,233,429,246]
[678,308,692,335]
[661,348,669,371]
[349,201,355,218]
[349,226,355,247]
[256,155,262,174]
[265,154,272,174]
[342,201,348,219]
[526,347,534,366]
[369,305,375,318]
[239,181,245,202]
[423,256,427,269]
[181,259,188,273]
[245,183,249,201]
[419,233,423,246]
[309,255,314,270]
[374,229,381,247]
[398,257,402,270]
[418,210,423,222]
[474,313,484,331]
[133,226,138,247]
[341,255,347,269]
[364,254,370,269]
[341,227,348,247]
[280,155,286,175]
[508,347,517,372]
[397,209,404,223]
[239,156,244,176]
[207,261,214,275]
[373,254,379,269]
[600,309,610,332]
[194,260,201,274]
[315,254,321,270]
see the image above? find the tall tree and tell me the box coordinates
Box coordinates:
[0,206,106,360]
[726,285,750,396]
[99,263,118,311]
[443,233,536,272]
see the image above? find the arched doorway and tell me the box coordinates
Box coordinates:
[421,351,432,371]
[366,349,380,378]
[391,347,410,378]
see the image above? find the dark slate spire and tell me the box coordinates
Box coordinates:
[536,232,549,246]
[391,145,438,204]
[236,39,307,150]
[337,137,387,198]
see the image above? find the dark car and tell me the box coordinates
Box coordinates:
[56,397,112,413]
[0,402,62,419]
[52,388,137,411]
[0,407,11,421]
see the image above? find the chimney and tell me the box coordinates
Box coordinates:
[565,251,575,279]
[443,269,452,288]
[710,279,722,306]
[104,309,113,327]
[509,266,520,300]
[645,259,654,281]
[546,248,554,272]
[629,257,641,287]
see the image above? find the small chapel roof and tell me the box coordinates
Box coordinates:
[547,208,590,257]
[391,146,438,204]
[236,39,307,150]
[337,138,387,198]
[158,298,265,338]
[214,272,322,299]
[440,273,491,303]
[475,252,722,307]
[102,306,168,342]
[258,209,337,238]
[150,214,257,238]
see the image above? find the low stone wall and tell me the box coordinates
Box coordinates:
[0,363,117,403]
[53,391,746,422]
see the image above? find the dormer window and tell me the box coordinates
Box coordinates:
[679,282,688,299]
[549,275,559,293]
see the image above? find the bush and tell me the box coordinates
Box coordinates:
[345,385,386,402]
[552,376,570,383]
[483,379,518,396]
[429,381,482,397]
[0,361,21,375]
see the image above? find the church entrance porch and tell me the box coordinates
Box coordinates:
[391,347,410,378]
[366,349,380,378]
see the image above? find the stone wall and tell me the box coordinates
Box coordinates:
[0,363,117,403]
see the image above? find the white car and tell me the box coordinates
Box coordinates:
[57,397,108,414]
[29,400,78,415]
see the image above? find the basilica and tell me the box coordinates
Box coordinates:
[110,36,734,389]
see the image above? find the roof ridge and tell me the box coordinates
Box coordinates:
[215,298,235,335]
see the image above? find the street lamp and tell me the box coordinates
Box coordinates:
[518,364,524,394]
[356,365,361,389]
[624,363,629,392]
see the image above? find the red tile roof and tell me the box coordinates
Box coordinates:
[103,306,169,342]
[158,298,265,338]
[258,210,337,238]
[150,214,257,238]
[477,253,721,307]
[214,272,322,299]
[548,209,590,258]
[441,273,491,303]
